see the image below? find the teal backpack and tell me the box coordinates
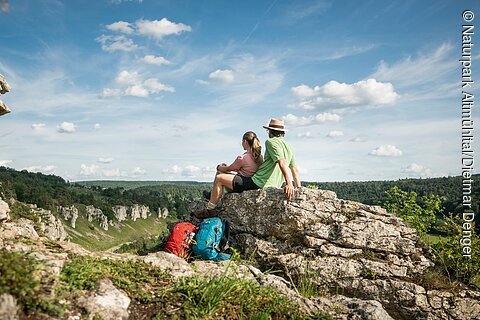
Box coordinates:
[192,217,231,261]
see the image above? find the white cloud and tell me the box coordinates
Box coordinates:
[57,122,76,133]
[297,131,314,139]
[80,164,99,176]
[101,88,123,98]
[31,123,46,129]
[182,165,200,177]
[370,145,402,157]
[291,84,319,98]
[106,21,134,34]
[0,160,13,166]
[98,157,114,164]
[125,85,149,97]
[291,79,399,110]
[403,163,433,178]
[140,55,172,66]
[102,168,122,177]
[132,167,146,175]
[136,18,192,39]
[143,78,175,93]
[371,43,455,88]
[327,130,344,138]
[96,35,138,52]
[350,136,368,143]
[116,70,141,85]
[94,123,101,130]
[282,113,341,127]
[162,165,182,174]
[209,69,235,83]
[23,165,56,173]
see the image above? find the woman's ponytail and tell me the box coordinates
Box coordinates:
[243,131,262,163]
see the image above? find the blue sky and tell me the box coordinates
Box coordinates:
[0,0,477,182]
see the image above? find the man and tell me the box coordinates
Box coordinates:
[206,118,300,211]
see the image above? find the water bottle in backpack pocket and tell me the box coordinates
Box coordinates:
[192,217,231,261]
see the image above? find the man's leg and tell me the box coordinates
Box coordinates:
[208,173,234,207]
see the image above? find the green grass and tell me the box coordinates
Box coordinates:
[57,254,331,319]
[61,206,175,252]
[423,233,447,245]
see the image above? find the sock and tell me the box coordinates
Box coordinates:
[206,201,216,210]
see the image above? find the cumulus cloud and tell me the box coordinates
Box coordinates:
[0,160,13,166]
[106,21,134,34]
[140,55,172,66]
[136,18,192,39]
[297,131,314,139]
[132,167,146,175]
[94,123,101,130]
[23,165,56,173]
[80,164,99,176]
[370,145,402,157]
[57,122,76,133]
[98,157,114,163]
[162,165,182,174]
[291,79,399,110]
[403,163,433,178]
[116,70,141,85]
[143,78,175,93]
[182,165,200,177]
[125,84,149,97]
[31,123,46,129]
[209,69,235,83]
[282,113,341,127]
[96,35,139,52]
[327,130,344,138]
[102,168,122,177]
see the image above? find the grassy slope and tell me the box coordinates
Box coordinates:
[60,208,175,252]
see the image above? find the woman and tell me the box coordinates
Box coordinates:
[205,131,263,210]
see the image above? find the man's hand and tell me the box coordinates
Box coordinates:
[283,184,295,200]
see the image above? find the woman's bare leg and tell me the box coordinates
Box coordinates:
[209,173,234,206]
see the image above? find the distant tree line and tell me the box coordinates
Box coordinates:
[0,167,207,218]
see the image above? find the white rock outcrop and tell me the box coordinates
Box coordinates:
[0,198,10,222]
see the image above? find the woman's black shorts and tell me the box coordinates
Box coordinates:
[232,175,260,193]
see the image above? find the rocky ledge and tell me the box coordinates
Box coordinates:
[221,187,480,320]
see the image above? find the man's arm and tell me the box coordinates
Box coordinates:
[278,159,295,199]
[290,165,300,188]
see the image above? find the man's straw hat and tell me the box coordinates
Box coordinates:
[263,118,287,132]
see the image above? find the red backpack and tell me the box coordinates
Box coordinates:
[164,222,197,258]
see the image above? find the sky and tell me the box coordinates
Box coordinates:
[0,0,478,182]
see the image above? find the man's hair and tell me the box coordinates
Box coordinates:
[269,129,285,137]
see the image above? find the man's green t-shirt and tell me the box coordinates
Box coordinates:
[252,136,295,188]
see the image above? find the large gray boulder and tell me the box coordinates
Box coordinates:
[221,188,480,320]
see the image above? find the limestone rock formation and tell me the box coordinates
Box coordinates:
[57,205,78,228]
[112,205,128,222]
[221,188,480,320]
[37,208,67,241]
[0,198,10,221]
[86,205,103,222]
[130,204,149,221]
[158,207,169,218]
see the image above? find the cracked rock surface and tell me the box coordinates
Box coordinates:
[221,187,480,320]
